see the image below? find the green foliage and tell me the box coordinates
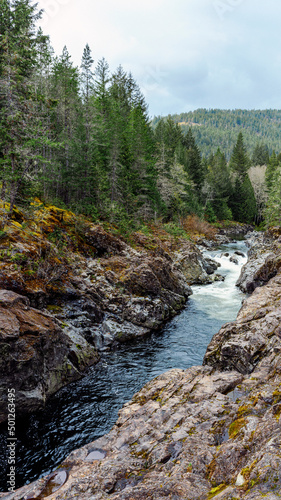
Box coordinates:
[152,109,281,160]
[183,127,205,193]
[0,7,263,228]
[266,151,280,189]
[264,167,281,227]
[252,143,269,166]
[154,118,202,219]
[204,148,233,221]
[230,174,257,223]
[0,0,51,213]
[163,222,187,238]
[229,132,250,176]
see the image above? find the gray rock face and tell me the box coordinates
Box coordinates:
[174,241,220,285]
[0,228,211,421]
[0,290,99,424]
[61,237,209,352]
[236,232,281,293]
[9,234,281,499]
[204,273,281,374]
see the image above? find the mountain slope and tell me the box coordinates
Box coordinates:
[152,109,281,158]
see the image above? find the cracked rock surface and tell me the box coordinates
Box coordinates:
[7,232,281,500]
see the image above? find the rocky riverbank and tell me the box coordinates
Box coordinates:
[0,203,228,423]
[4,230,281,499]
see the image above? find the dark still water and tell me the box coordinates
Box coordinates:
[0,241,247,491]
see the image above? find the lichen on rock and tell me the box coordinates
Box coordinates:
[8,230,281,499]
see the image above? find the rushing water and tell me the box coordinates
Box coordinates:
[0,240,247,491]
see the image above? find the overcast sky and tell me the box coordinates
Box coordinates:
[35,0,281,117]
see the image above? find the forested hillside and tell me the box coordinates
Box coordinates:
[152,109,281,159]
[1,0,281,230]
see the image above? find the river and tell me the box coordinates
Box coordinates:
[0,240,248,491]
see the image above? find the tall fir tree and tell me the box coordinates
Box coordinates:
[229,131,250,175]
[266,151,280,190]
[50,46,80,203]
[205,148,233,220]
[182,127,204,194]
[0,0,48,214]
[229,132,257,223]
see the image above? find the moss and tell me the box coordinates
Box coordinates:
[237,404,253,417]
[272,403,281,421]
[132,395,147,406]
[210,419,226,435]
[208,483,227,498]
[273,389,281,404]
[47,305,63,314]
[237,459,259,491]
[228,417,246,439]
[188,427,196,435]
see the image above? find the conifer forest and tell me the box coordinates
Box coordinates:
[1,0,281,230]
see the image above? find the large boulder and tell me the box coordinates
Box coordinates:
[236,232,281,293]
[11,343,281,499]
[0,290,98,423]
[8,238,281,500]
[174,241,220,285]
[204,273,281,374]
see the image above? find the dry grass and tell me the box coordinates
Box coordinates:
[181,215,218,240]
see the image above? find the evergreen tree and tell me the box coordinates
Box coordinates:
[75,44,95,210]
[229,132,250,175]
[264,167,281,227]
[154,119,199,218]
[80,43,94,102]
[266,151,280,190]
[0,0,47,213]
[230,174,257,223]
[205,148,233,220]
[229,132,256,223]
[50,46,80,203]
[252,142,269,166]
[182,127,204,194]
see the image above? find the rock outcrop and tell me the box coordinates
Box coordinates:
[48,229,221,352]
[173,241,221,285]
[236,231,281,293]
[0,216,224,421]
[8,233,281,499]
[0,290,98,424]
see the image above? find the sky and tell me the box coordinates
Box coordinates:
[35,0,281,117]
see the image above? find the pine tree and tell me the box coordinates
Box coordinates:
[229,132,250,175]
[252,142,269,166]
[50,46,80,203]
[0,0,48,214]
[230,174,256,223]
[205,148,233,220]
[264,167,281,227]
[266,151,280,190]
[229,132,257,223]
[182,127,204,194]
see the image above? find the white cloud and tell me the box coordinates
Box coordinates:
[35,0,281,115]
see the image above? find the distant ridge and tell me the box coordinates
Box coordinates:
[151,109,281,159]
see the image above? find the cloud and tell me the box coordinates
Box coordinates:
[35,0,281,116]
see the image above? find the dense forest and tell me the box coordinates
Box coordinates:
[1,0,281,229]
[152,109,281,159]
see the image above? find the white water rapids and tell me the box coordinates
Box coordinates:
[0,239,249,490]
[192,240,248,321]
